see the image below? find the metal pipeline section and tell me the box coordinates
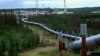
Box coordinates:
[69,34,100,49]
[22,18,100,49]
[22,18,81,40]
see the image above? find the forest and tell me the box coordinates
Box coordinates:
[0,11,40,56]
[28,13,100,36]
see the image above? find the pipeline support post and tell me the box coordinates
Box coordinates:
[80,24,87,56]
[58,32,64,52]
[82,35,87,56]
[58,32,66,56]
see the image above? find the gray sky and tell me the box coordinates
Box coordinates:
[0,0,100,9]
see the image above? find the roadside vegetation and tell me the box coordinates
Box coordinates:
[28,13,100,36]
[0,11,40,56]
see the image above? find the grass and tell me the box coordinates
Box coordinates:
[19,24,81,56]
[68,52,81,56]
[38,47,58,56]
[20,47,81,56]
[27,51,42,56]
[36,48,81,56]
[93,46,100,52]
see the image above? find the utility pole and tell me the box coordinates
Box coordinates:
[80,24,87,56]
[42,0,44,8]
[36,0,38,8]
[64,0,67,13]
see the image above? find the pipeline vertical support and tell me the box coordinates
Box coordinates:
[80,24,87,56]
[58,32,66,56]
[82,35,87,56]
[59,41,62,52]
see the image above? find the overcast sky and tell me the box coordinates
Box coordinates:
[0,0,100,9]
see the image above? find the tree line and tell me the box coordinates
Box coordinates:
[28,13,100,36]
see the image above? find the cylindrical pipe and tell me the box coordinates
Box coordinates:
[70,34,100,49]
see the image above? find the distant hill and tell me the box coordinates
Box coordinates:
[0,7,100,14]
[68,7,100,13]
[52,7,100,13]
[27,7,100,14]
